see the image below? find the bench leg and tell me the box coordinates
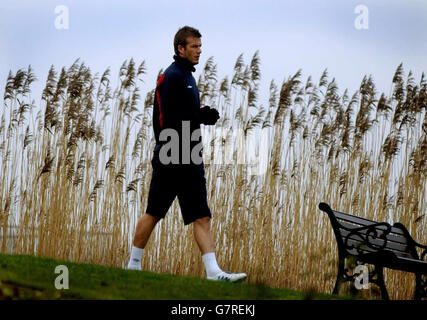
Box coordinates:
[374,266,389,300]
[333,257,345,295]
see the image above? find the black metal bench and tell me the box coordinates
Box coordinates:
[318,202,427,299]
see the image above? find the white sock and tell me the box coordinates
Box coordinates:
[128,246,144,267]
[202,252,222,277]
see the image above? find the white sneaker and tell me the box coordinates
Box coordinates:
[126,263,142,271]
[207,271,247,282]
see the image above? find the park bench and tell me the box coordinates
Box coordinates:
[318,202,427,300]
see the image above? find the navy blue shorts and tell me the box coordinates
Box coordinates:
[145,151,212,225]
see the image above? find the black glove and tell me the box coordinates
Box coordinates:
[198,106,220,125]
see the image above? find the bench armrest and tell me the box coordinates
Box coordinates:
[393,222,427,260]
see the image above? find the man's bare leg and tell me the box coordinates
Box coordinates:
[127,213,159,270]
[133,213,159,249]
[193,216,247,282]
[193,216,215,254]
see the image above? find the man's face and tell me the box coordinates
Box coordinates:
[178,36,202,65]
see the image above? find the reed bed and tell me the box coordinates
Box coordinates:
[0,54,425,299]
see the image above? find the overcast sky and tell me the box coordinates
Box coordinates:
[1,0,427,109]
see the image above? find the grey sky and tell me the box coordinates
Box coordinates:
[1,0,427,109]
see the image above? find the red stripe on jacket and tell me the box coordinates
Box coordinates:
[156,74,166,129]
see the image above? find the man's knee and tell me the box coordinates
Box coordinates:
[143,213,160,225]
[194,216,211,226]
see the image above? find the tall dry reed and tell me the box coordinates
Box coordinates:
[0,56,425,299]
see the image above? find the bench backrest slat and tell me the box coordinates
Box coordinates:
[345,238,380,256]
[332,210,405,236]
[338,220,409,246]
[338,226,413,259]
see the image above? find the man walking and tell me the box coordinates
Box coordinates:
[126,26,247,282]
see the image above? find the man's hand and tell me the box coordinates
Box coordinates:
[199,106,220,125]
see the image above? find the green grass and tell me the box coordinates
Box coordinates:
[0,253,349,300]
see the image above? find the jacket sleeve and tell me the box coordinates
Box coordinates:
[156,72,185,131]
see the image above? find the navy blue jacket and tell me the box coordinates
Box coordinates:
[152,55,203,164]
